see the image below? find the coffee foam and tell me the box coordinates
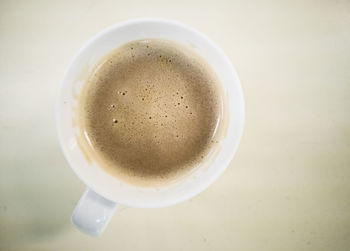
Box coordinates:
[77,39,225,186]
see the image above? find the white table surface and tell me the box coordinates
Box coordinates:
[1,0,349,250]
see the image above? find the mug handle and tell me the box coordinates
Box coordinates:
[71,188,117,236]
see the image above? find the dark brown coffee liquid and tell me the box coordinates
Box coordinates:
[78,39,223,186]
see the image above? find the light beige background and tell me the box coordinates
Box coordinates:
[1,0,349,250]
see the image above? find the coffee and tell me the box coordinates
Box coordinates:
[77,39,224,186]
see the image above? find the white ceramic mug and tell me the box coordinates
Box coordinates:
[56,18,245,236]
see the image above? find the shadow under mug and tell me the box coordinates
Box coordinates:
[56,18,245,236]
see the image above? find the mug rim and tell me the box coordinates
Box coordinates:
[56,18,245,207]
